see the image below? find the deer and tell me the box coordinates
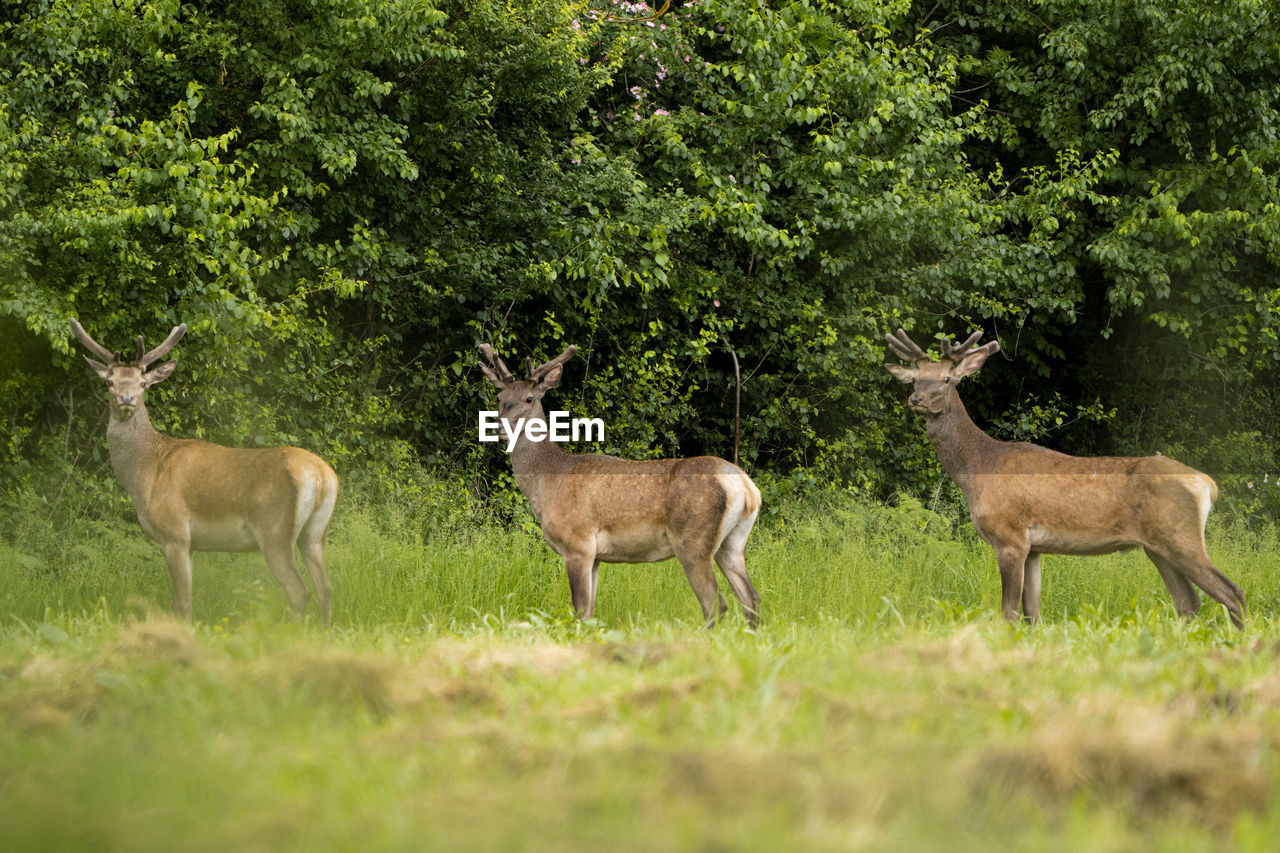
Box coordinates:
[478,343,762,626]
[884,327,1246,629]
[70,318,339,626]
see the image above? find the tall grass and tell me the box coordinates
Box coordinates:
[2,482,1273,632]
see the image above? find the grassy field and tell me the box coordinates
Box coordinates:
[2,490,1279,851]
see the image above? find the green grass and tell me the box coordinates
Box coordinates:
[2,491,1280,851]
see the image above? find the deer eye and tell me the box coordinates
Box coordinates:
[943,377,951,384]
[525,396,534,403]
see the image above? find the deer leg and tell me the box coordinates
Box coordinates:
[250,515,314,621]
[714,529,761,627]
[1021,553,1042,624]
[673,542,727,628]
[162,541,194,622]
[1143,547,1201,619]
[1187,560,1245,630]
[298,539,333,629]
[298,495,335,628]
[563,552,597,620]
[1159,547,1246,629]
[259,544,313,622]
[589,559,601,612]
[994,543,1029,623]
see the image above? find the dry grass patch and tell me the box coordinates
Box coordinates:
[883,623,1040,674]
[1,617,200,732]
[592,639,684,667]
[3,653,102,731]
[107,616,200,666]
[659,744,893,845]
[456,641,593,679]
[971,698,1271,825]
[252,645,500,714]
[558,674,713,725]
[1246,671,1280,708]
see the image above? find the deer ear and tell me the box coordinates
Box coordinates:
[535,364,564,391]
[951,341,1000,379]
[83,355,111,379]
[143,360,177,386]
[884,364,917,384]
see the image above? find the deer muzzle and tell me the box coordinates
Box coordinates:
[113,393,140,415]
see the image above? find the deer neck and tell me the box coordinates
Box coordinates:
[105,401,166,500]
[507,407,571,523]
[924,391,1003,496]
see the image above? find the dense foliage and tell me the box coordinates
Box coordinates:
[3,0,1279,515]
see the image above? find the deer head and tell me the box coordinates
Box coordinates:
[884,328,1000,416]
[478,343,578,423]
[70,319,187,420]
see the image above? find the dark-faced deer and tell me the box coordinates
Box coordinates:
[884,328,1246,629]
[478,344,762,626]
[71,318,339,626]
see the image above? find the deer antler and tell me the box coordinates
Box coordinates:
[939,330,984,365]
[526,346,578,381]
[884,328,932,368]
[478,343,517,386]
[136,325,187,368]
[69,318,117,364]
[70,319,186,367]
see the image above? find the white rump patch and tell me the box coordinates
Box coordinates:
[1180,475,1213,538]
[295,478,320,536]
[713,467,760,552]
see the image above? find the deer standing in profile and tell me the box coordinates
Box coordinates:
[478,344,762,626]
[70,318,339,626]
[884,328,1246,628]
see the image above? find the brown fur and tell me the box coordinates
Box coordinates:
[885,328,1245,628]
[71,319,339,625]
[480,344,762,626]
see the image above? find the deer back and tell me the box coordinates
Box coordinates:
[965,445,1216,553]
